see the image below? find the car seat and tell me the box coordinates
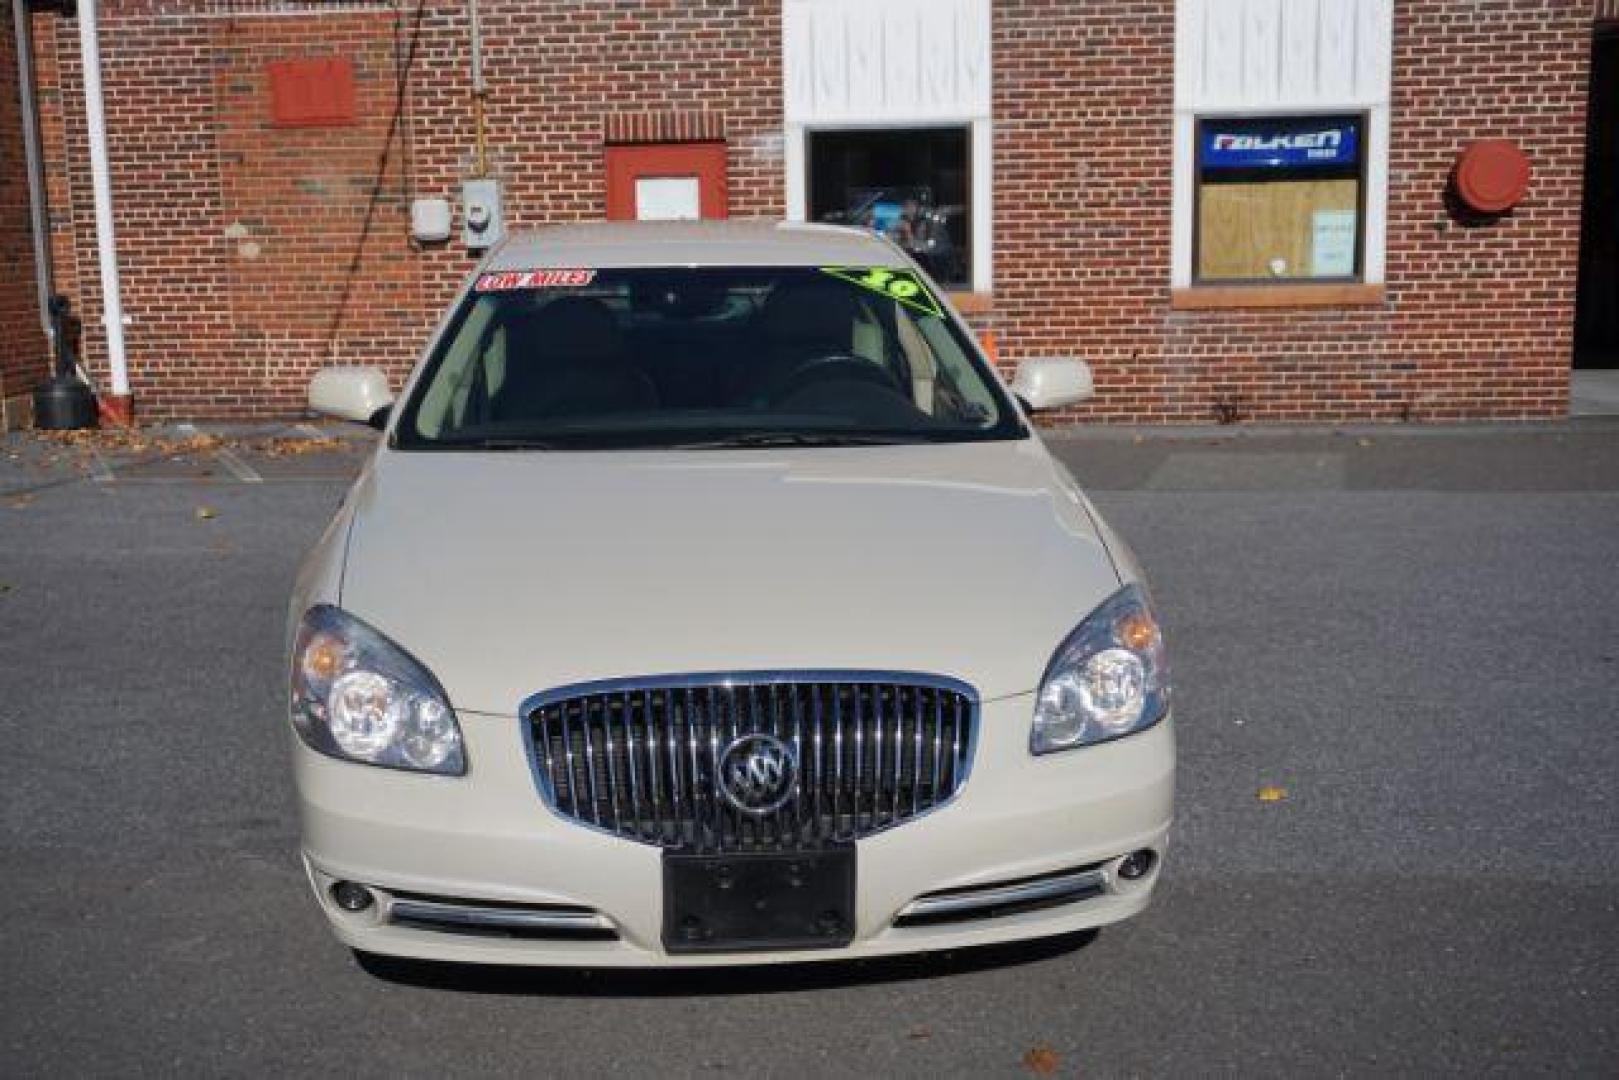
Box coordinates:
[492,296,658,421]
[727,280,866,404]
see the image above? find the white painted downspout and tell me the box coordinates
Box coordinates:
[76,0,130,399]
[11,0,54,353]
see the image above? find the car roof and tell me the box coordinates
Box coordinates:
[485,220,909,271]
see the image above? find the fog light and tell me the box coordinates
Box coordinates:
[1117,849,1156,881]
[331,881,375,912]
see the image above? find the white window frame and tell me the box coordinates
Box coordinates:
[1172,0,1393,291]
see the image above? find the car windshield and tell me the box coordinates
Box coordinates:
[393,265,1025,450]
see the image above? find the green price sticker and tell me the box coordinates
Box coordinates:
[819,266,943,319]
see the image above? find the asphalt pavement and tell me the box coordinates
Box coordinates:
[2,419,1617,1077]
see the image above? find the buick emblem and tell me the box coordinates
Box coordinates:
[717,733,798,815]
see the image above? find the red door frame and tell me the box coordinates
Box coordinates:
[604,142,729,220]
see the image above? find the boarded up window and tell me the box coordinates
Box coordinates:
[1194,116,1365,283]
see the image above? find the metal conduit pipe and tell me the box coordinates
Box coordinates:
[10,0,54,353]
[76,0,132,416]
[467,0,488,177]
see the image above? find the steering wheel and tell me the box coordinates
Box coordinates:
[768,353,905,404]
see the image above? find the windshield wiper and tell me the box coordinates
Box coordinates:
[451,437,561,451]
[671,432,922,450]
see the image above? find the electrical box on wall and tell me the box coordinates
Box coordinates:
[462,179,504,250]
[410,198,453,244]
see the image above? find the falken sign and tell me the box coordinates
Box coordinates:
[1201,118,1360,170]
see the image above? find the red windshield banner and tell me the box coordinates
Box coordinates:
[474,269,597,292]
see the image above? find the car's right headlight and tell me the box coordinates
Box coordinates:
[1031,583,1171,754]
[289,604,465,775]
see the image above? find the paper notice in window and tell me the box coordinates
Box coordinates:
[1311,210,1357,277]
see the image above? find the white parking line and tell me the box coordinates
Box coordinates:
[214,446,263,484]
[175,421,264,483]
[88,448,115,483]
[99,475,340,486]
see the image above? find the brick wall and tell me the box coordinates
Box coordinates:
[37,1,422,416]
[34,0,782,419]
[1381,0,1586,421]
[28,0,1592,422]
[405,0,784,316]
[1,9,48,405]
[211,8,426,413]
[994,0,1588,424]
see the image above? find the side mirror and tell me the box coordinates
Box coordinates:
[1011,358,1094,412]
[308,366,394,429]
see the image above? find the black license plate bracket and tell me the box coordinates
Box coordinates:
[662,847,856,954]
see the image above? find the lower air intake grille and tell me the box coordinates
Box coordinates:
[524,674,978,854]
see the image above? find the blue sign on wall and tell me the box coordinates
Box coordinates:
[1201,117,1360,170]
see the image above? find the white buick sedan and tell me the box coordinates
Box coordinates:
[290,221,1173,967]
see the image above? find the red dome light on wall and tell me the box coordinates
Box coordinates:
[1451,139,1532,214]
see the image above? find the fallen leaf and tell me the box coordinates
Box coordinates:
[1257,785,1288,803]
[7,494,35,509]
[258,436,345,458]
[1356,437,1373,447]
[195,506,218,521]
[907,1026,932,1041]
[32,426,228,461]
[0,582,11,593]
[1022,1045,1061,1075]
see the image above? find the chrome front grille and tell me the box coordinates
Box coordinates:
[522,673,978,853]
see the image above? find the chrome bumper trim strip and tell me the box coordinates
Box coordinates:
[388,897,616,934]
[897,866,1107,922]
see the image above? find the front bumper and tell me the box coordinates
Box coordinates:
[295,697,1174,967]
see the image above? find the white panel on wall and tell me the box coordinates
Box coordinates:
[881,8,921,116]
[811,8,850,118]
[1277,0,1319,103]
[956,2,990,114]
[919,10,957,112]
[1240,0,1283,103]
[784,0,991,124]
[1203,4,1243,106]
[783,3,815,118]
[1355,0,1393,102]
[1316,0,1357,103]
[848,16,883,110]
[1176,0,1391,109]
[1175,0,1207,102]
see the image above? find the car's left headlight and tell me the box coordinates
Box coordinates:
[290,604,466,775]
[1031,583,1171,754]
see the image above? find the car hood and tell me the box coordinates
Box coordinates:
[339,439,1121,714]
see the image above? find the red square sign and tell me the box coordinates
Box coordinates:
[267,58,356,128]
